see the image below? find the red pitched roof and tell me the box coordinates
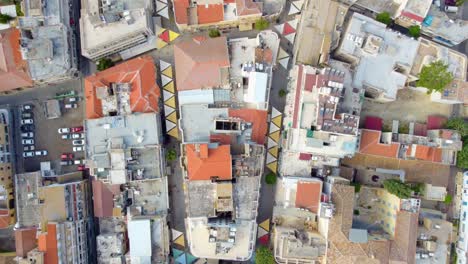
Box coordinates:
[174,37,229,91]
[92,180,121,218]
[295,181,322,213]
[406,145,443,163]
[84,56,160,119]
[359,129,399,158]
[228,108,268,145]
[173,0,189,24]
[235,0,262,16]
[197,4,224,24]
[365,116,383,131]
[38,224,58,264]
[186,144,232,181]
[0,28,33,91]
[15,228,37,258]
[0,209,9,228]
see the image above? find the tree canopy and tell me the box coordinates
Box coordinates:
[457,142,468,169]
[255,18,270,31]
[445,118,468,138]
[265,173,277,185]
[256,246,274,264]
[383,179,413,199]
[208,29,221,38]
[408,25,420,38]
[376,12,392,25]
[97,58,114,71]
[416,60,453,94]
[0,14,13,24]
[166,149,177,162]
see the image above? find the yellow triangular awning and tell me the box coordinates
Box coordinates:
[268,146,279,158]
[269,130,280,143]
[267,161,277,173]
[167,127,179,140]
[259,218,270,231]
[272,115,282,127]
[157,38,168,49]
[162,66,173,78]
[169,30,180,42]
[163,81,175,93]
[164,96,176,108]
[174,234,185,247]
[166,111,177,123]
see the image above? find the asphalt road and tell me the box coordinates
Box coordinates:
[454,1,468,57]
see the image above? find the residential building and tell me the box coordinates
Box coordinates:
[0,28,33,93]
[172,0,263,31]
[18,0,78,83]
[325,182,419,264]
[96,217,127,264]
[0,4,17,31]
[280,64,361,176]
[395,0,432,27]
[421,5,468,47]
[0,108,13,229]
[422,183,447,201]
[80,0,155,60]
[456,171,468,264]
[358,128,462,165]
[272,177,328,264]
[14,171,94,264]
[409,38,468,105]
[335,12,419,102]
[15,227,38,259]
[416,216,452,263]
[84,56,161,119]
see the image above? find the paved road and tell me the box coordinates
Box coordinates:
[454,1,468,56]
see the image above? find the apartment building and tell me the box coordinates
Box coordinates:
[0,108,14,229]
[456,171,468,264]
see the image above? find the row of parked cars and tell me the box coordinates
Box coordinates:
[20,104,48,158]
[58,126,85,152]
[60,153,85,170]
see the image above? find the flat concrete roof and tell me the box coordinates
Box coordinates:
[179,104,229,143]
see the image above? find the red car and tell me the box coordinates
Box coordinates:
[61,153,74,160]
[71,126,83,133]
[77,165,86,171]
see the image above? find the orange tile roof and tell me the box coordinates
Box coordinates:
[84,56,160,119]
[173,0,189,24]
[38,224,58,264]
[228,109,268,144]
[197,4,224,24]
[295,181,322,213]
[0,28,33,92]
[186,144,232,181]
[0,209,9,229]
[174,37,229,91]
[406,145,443,163]
[236,0,262,16]
[15,228,37,258]
[359,129,399,158]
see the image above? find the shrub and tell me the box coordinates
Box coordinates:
[408,25,420,38]
[208,29,221,38]
[97,58,114,71]
[445,118,468,138]
[166,149,177,162]
[15,2,24,16]
[0,14,13,24]
[255,18,270,31]
[256,246,274,264]
[265,173,277,185]
[354,209,360,215]
[278,89,287,98]
[383,179,413,199]
[376,12,392,25]
[444,194,453,205]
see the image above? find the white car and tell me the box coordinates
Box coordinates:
[23,151,35,158]
[61,134,72,140]
[73,146,84,152]
[65,103,78,109]
[74,159,84,165]
[34,150,48,156]
[72,140,84,146]
[58,127,70,134]
[22,104,33,111]
[23,145,35,151]
[21,139,34,145]
[21,132,34,138]
[72,133,84,139]
[21,119,33,125]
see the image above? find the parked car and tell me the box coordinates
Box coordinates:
[61,134,72,140]
[22,151,35,158]
[65,103,78,109]
[21,139,34,145]
[445,5,458,12]
[77,165,86,171]
[21,132,34,138]
[34,150,48,156]
[21,119,33,125]
[74,159,84,165]
[73,146,84,152]
[72,140,84,146]
[71,126,83,133]
[72,133,84,139]
[21,112,33,119]
[22,104,33,111]
[20,124,35,132]
[60,160,73,166]
[61,153,74,160]
[23,145,35,151]
[68,97,80,103]
[58,127,70,134]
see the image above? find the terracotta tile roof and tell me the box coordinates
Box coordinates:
[15,228,37,257]
[228,108,268,144]
[186,144,232,181]
[0,28,33,91]
[359,129,399,158]
[295,181,322,213]
[406,145,443,163]
[0,209,9,228]
[197,4,224,24]
[38,224,58,264]
[92,180,121,218]
[173,0,189,24]
[174,37,229,91]
[235,0,262,16]
[390,211,418,264]
[84,56,160,119]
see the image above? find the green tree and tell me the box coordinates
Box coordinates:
[0,13,13,24]
[416,60,454,94]
[97,58,114,71]
[255,18,270,31]
[256,246,274,264]
[166,149,177,162]
[265,172,277,185]
[376,12,392,25]
[383,179,413,199]
[457,142,468,169]
[445,118,468,138]
[444,194,453,205]
[16,2,24,16]
[399,124,409,134]
[278,89,287,98]
[208,29,221,38]
[353,209,360,215]
[456,0,465,6]
[408,25,420,38]
[351,182,361,193]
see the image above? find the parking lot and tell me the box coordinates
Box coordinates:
[15,91,85,174]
